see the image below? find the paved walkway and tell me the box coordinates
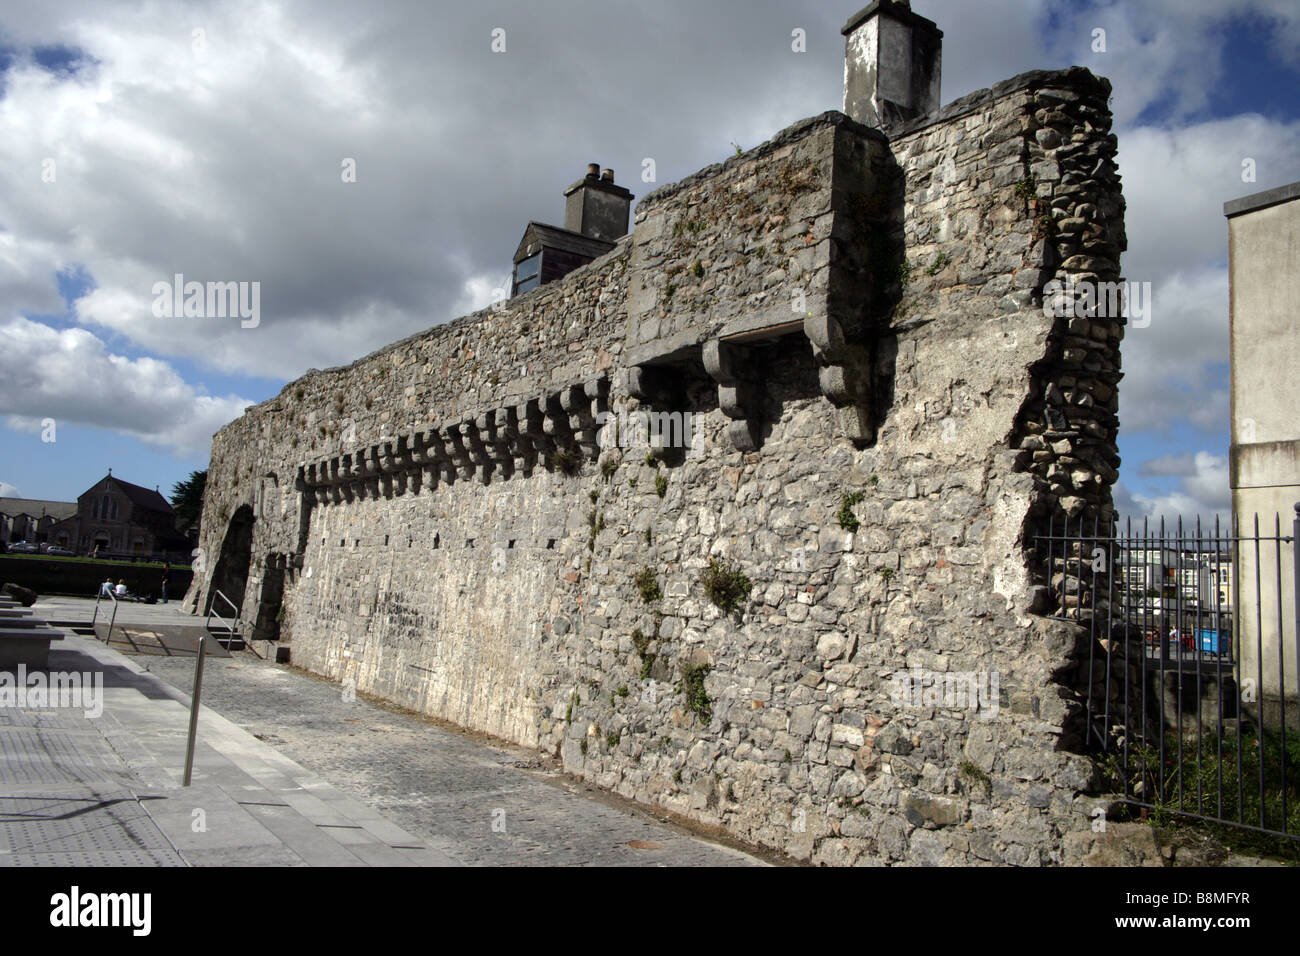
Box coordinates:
[3,598,765,867]
[1,634,454,866]
[136,651,766,866]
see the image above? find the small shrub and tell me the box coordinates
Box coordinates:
[294,387,305,401]
[926,252,952,276]
[634,568,662,603]
[565,691,578,724]
[600,458,617,479]
[691,260,704,278]
[654,473,668,498]
[547,446,580,476]
[838,491,865,533]
[606,731,620,749]
[1014,174,1038,202]
[897,262,912,287]
[678,662,713,723]
[701,557,752,614]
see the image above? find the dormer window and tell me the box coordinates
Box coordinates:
[513,253,541,296]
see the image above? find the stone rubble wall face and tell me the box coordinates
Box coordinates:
[188,68,1124,865]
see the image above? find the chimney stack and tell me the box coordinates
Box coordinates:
[564,164,634,242]
[842,0,943,130]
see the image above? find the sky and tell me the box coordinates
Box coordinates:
[0,0,1297,524]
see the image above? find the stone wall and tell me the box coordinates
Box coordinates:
[188,66,1127,865]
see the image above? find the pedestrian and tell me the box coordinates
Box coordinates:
[160,565,170,604]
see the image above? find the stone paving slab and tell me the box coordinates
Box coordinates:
[136,650,770,867]
[0,635,458,866]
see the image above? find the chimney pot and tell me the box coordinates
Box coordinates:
[842,1,943,130]
[601,168,614,182]
[586,163,600,178]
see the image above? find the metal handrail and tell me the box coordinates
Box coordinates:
[206,589,240,645]
[91,587,121,644]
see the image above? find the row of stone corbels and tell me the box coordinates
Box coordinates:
[629,320,876,455]
[295,376,610,503]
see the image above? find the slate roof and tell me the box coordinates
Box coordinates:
[513,222,616,264]
[0,497,79,520]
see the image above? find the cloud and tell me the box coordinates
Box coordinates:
[1116,450,1230,525]
[0,482,22,498]
[1049,0,1300,127]
[0,316,253,457]
[1113,113,1300,438]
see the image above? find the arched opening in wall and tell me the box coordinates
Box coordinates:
[207,504,255,616]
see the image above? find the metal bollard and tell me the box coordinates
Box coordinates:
[182,634,207,787]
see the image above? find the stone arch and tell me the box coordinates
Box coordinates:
[207,504,255,616]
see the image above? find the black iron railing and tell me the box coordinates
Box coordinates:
[1034,507,1300,842]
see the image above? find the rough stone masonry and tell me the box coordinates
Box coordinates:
[188,4,1128,865]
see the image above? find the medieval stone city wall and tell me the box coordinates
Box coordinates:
[188,66,1128,865]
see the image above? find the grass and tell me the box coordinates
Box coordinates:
[0,554,183,569]
[1105,726,1300,861]
[654,473,668,498]
[700,557,751,614]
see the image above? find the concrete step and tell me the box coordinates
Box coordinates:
[247,638,290,663]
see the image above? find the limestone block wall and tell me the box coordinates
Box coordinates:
[188,66,1127,865]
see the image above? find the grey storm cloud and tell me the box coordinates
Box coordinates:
[0,0,1298,475]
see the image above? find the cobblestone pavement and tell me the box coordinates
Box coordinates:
[138,652,769,866]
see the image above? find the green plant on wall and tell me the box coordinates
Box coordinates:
[678,662,713,723]
[700,557,751,614]
[547,446,580,476]
[634,568,662,603]
[926,252,952,276]
[1014,173,1038,203]
[654,473,668,498]
[837,491,865,533]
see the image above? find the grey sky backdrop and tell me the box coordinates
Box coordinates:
[1,0,1299,522]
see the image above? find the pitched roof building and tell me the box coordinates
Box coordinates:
[31,472,191,558]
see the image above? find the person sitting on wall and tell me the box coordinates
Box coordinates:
[114,579,128,599]
[99,577,114,598]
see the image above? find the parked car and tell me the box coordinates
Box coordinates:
[7,541,39,553]
[46,546,75,556]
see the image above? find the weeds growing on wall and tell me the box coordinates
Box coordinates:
[634,568,662,603]
[547,445,580,476]
[701,557,751,614]
[678,662,713,723]
[838,491,866,533]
